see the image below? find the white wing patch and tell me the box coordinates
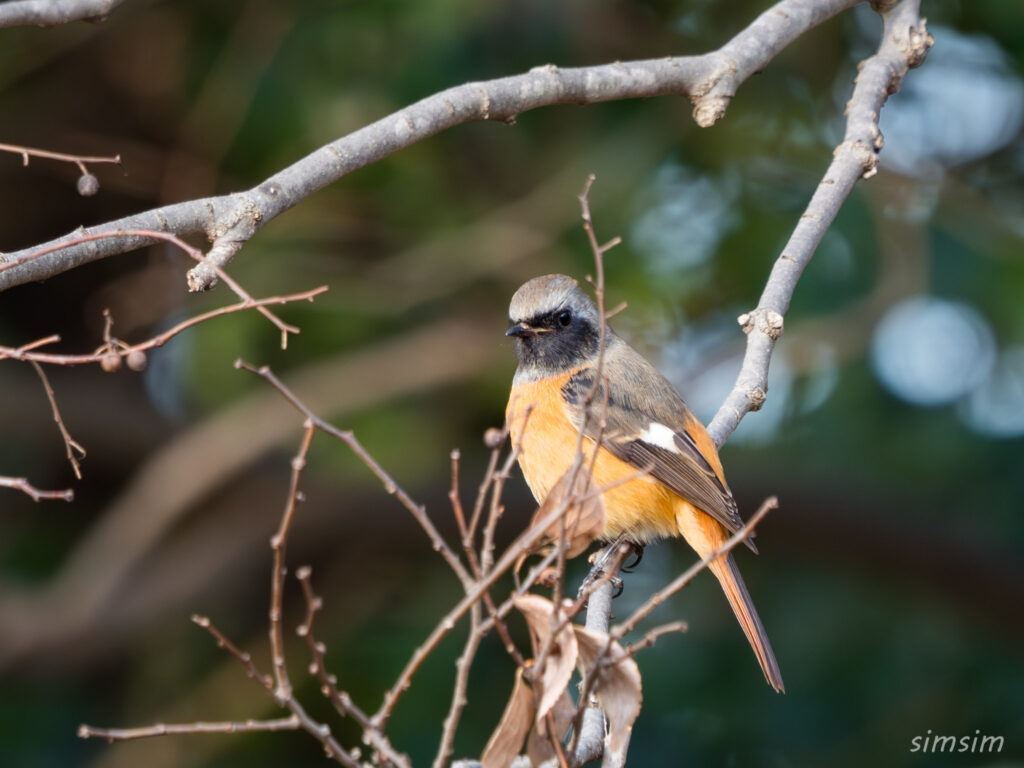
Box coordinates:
[638,422,680,453]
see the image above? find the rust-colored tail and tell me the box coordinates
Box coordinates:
[708,553,785,693]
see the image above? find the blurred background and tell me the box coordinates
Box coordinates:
[1,0,1022,766]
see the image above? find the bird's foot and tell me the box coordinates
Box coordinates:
[620,541,645,573]
[578,537,642,600]
[610,574,624,598]
[577,569,624,600]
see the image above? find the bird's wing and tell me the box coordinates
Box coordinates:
[560,345,750,544]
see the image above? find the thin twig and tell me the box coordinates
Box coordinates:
[433,601,482,768]
[531,541,630,705]
[449,449,468,541]
[561,173,620,764]
[296,567,412,768]
[0,141,121,175]
[0,229,304,349]
[191,615,359,767]
[371,472,602,728]
[78,716,301,742]
[451,445,525,666]
[236,360,473,588]
[191,615,274,692]
[467,431,504,543]
[621,620,688,659]
[29,361,84,479]
[481,412,529,577]
[614,496,778,637]
[0,476,73,502]
[0,287,327,366]
[269,421,316,702]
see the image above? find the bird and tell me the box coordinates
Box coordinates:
[504,273,784,693]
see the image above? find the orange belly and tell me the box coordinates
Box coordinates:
[507,373,688,544]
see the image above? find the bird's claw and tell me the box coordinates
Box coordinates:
[620,541,645,573]
[610,574,624,598]
[578,568,626,600]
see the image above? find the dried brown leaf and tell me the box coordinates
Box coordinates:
[530,465,605,558]
[481,667,536,768]
[574,626,642,758]
[513,594,578,722]
[526,688,575,766]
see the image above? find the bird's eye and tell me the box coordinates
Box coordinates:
[557,310,572,327]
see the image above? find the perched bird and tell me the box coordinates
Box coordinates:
[505,274,784,693]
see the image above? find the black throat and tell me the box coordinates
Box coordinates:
[513,316,603,375]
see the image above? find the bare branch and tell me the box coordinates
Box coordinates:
[706,0,932,447]
[1,228,304,348]
[572,561,616,765]
[433,600,482,768]
[78,716,301,742]
[236,361,569,732]
[0,141,121,195]
[568,173,620,765]
[451,444,525,667]
[467,430,503,543]
[296,567,412,768]
[28,361,85,479]
[371,476,606,729]
[0,0,858,293]
[0,287,327,367]
[0,318,496,672]
[236,359,474,588]
[191,615,273,693]
[621,620,688,658]
[268,422,316,702]
[0,142,121,170]
[0,476,73,502]
[190,615,359,767]
[0,0,126,28]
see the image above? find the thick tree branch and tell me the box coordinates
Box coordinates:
[567,6,932,762]
[0,0,126,28]
[0,0,857,293]
[574,575,614,765]
[706,0,932,447]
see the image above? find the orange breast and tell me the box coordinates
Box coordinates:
[507,373,681,543]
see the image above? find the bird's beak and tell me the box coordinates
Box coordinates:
[506,322,549,338]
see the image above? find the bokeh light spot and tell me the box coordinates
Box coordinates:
[959,346,1024,439]
[631,161,738,276]
[870,296,996,406]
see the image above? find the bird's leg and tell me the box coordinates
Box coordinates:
[578,534,641,600]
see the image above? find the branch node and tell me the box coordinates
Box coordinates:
[738,308,783,340]
[692,94,731,127]
[763,310,784,339]
[748,387,768,410]
[483,427,505,448]
[904,18,934,69]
